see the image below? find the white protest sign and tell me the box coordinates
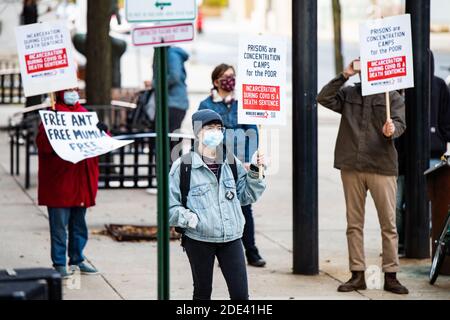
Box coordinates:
[132,23,194,47]
[236,35,287,126]
[359,14,414,96]
[15,21,78,97]
[39,111,133,164]
[126,0,196,23]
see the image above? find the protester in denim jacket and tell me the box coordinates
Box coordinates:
[198,64,266,267]
[169,109,266,300]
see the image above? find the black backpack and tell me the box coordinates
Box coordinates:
[127,89,155,131]
[176,152,238,234]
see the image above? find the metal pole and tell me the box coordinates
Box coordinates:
[404,0,431,258]
[155,46,170,299]
[292,0,319,275]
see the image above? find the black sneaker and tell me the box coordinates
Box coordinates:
[246,249,266,267]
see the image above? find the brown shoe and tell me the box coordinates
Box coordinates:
[337,271,367,292]
[384,273,409,294]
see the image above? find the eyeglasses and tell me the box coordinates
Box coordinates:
[204,125,225,132]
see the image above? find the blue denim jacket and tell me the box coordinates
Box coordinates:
[198,96,258,163]
[153,46,189,111]
[169,151,266,243]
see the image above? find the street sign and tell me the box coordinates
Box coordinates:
[237,35,288,126]
[359,14,414,96]
[15,21,78,97]
[126,0,197,23]
[132,23,194,47]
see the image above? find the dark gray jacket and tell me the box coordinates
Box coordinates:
[317,73,406,176]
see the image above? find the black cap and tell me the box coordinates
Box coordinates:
[192,109,223,136]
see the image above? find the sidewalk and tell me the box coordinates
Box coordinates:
[1,100,449,300]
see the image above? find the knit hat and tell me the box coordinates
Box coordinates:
[192,109,223,137]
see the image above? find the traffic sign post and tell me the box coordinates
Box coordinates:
[154,46,170,300]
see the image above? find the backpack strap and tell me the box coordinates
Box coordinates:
[225,151,239,185]
[179,153,192,208]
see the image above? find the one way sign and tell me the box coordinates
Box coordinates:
[126,0,197,23]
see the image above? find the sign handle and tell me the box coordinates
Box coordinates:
[50,92,55,111]
[385,91,391,121]
[258,124,264,179]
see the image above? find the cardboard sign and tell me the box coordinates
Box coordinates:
[39,111,133,164]
[15,21,78,97]
[132,23,194,47]
[359,14,414,96]
[237,35,287,125]
[126,0,196,23]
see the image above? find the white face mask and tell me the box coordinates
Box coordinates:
[63,91,79,105]
[202,130,224,148]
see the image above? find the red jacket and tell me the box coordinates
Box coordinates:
[36,101,99,208]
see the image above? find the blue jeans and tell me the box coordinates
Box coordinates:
[48,207,88,267]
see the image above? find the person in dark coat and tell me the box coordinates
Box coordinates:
[21,0,38,25]
[396,52,450,253]
[36,89,101,277]
[430,51,450,164]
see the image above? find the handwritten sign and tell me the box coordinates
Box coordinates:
[359,14,414,96]
[39,111,133,164]
[15,21,78,97]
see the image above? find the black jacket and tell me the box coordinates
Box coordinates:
[430,52,450,158]
[430,76,450,157]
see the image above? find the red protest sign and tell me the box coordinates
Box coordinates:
[367,56,407,82]
[25,48,68,74]
[242,84,280,111]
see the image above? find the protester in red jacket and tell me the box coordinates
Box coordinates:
[36,88,102,277]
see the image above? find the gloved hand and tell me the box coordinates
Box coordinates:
[97,122,109,133]
[187,213,199,229]
[250,151,267,170]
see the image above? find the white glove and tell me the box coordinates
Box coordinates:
[187,213,199,229]
[251,151,268,169]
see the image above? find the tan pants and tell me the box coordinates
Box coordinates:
[341,170,399,273]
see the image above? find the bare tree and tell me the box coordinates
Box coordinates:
[332,0,344,75]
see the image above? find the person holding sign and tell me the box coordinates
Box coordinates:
[317,59,408,294]
[198,64,266,268]
[36,88,104,278]
[168,109,266,300]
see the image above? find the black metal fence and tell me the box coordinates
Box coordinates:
[99,132,194,189]
[8,122,195,190]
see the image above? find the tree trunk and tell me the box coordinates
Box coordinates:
[86,0,111,108]
[332,0,344,75]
